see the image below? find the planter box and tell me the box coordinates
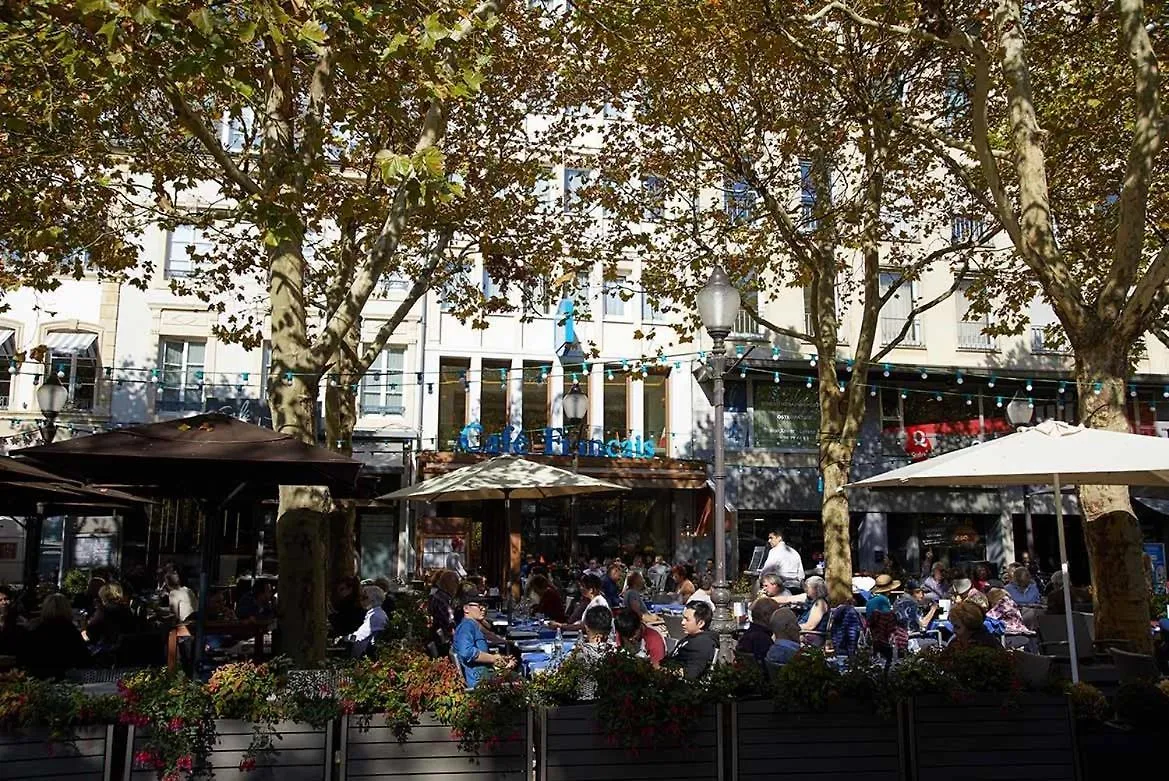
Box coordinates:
[540,704,722,781]
[0,725,116,781]
[908,694,1076,781]
[733,699,903,781]
[1077,723,1165,780]
[340,712,529,780]
[126,720,331,781]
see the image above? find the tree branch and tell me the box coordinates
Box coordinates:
[1100,0,1165,325]
[357,231,453,373]
[163,86,262,197]
[902,116,1012,162]
[806,1,973,52]
[743,304,813,343]
[298,43,335,191]
[872,256,973,364]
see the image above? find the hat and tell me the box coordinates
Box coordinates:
[951,578,973,595]
[870,574,901,594]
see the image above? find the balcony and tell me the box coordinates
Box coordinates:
[730,309,766,340]
[1031,325,1071,355]
[957,321,995,350]
[879,316,923,347]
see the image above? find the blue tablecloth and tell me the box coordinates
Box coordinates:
[521,645,574,676]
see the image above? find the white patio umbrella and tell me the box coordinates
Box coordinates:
[378,454,630,503]
[847,419,1169,682]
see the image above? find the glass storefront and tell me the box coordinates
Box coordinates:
[437,357,470,451]
[520,490,674,563]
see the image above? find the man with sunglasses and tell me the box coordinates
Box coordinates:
[453,598,515,688]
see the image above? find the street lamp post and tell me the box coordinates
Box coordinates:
[1005,396,1036,559]
[24,374,69,606]
[563,381,589,564]
[697,266,741,662]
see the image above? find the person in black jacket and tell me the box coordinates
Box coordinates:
[20,593,90,679]
[736,598,778,665]
[666,600,717,681]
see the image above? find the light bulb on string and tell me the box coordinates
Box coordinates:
[739,367,747,379]
[995,396,1004,408]
[869,386,877,397]
[1162,385,1169,399]
[987,375,996,388]
[1093,382,1102,395]
[1130,385,1138,398]
[809,354,817,367]
[934,393,943,402]
[606,369,614,381]
[771,347,780,359]
[920,368,929,380]
[899,388,907,400]
[1058,381,1066,394]
[964,395,973,406]
[882,364,890,377]
[773,372,780,384]
[1028,397,1034,408]
[956,371,964,385]
[1025,379,1033,392]
[805,377,813,389]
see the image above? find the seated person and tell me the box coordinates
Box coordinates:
[1005,566,1041,606]
[84,583,136,651]
[949,601,1000,649]
[525,574,567,623]
[20,593,90,679]
[950,577,989,609]
[550,574,607,631]
[764,607,802,666]
[614,607,665,667]
[571,605,616,699]
[797,576,831,645]
[453,598,514,688]
[665,600,716,681]
[341,584,389,658]
[736,598,779,665]
[236,580,275,621]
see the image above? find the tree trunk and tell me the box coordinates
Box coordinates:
[324,336,360,588]
[1074,347,1152,652]
[271,373,329,665]
[821,435,856,605]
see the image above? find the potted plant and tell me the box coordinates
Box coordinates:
[0,671,121,781]
[338,648,527,780]
[733,650,903,781]
[899,646,1077,781]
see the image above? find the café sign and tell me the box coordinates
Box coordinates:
[455,422,657,459]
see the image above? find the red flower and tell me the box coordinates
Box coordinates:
[239,757,257,772]
[176,754,193,771]
[340,699,356,715]
[168,716,185,732]
[132,750,155,769]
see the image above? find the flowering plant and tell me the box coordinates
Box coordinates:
[446,674,525,754]
[0,671,119,741]
[590,649,701,751]
[118,669,213,780]
[336,657,416,740]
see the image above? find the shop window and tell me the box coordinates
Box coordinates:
[481,359,511,436]
[523,362,550,450]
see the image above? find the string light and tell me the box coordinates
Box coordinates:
[1028,397,1034,408]
[869,386,877,397]
[920,368,929,380]
[1058,381,1066,394]
[987,375,996,388]
[956,371,964,385]
[899,388,907,400]
[995,396,1004,408]
[882,364,890,377]
[773,372,780,383]
[1025,378,1033,392]
[805,377,813,389]
[1130,385,1138,398]
[965,395,973,406]
[1093,382,1102,395]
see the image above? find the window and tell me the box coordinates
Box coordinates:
[952,214,989,245]
[0,327,13,409]
[878,271,922,346]
[564,166,595,214]
[437,358,470,450]
[44,331,99,411]
[604,276,628,317]
[481,359,511,435]
[731,289,763,338]
[165,224,213,279]
[603,368,628,441]
[643,373,668,448]
[222,107,257,153]
[955,279,994,350]
[158,339,206,412]
[724,177,755,223]
[944,70,971,127]
[799,159,818,231]
[361,347,406,414]
[643,175,665,221]
[754,383,818,449]
[523,362,550,451]
[642,291,669,322]
[483,269,503,299]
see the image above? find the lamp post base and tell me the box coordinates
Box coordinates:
[710,579,736,663]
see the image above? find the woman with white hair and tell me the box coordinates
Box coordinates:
[342,584,388,657]
[797,576,831,640]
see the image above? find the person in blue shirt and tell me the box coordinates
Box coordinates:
[1005,567,1042,605]
[453,599,514,688]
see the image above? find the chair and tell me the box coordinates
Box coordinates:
[1110,647,1162,684]
[1013,653,1055,688]
[1039,612,1130,661]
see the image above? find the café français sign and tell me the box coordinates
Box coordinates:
[455,422,657,459]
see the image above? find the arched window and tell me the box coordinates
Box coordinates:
[44,331,100,411]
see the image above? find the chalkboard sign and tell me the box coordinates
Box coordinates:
[747,545,767,573]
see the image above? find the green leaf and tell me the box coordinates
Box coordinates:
[238,21,258,43]
[263,230,279,247]
[300,20,327,44]
[189,8,214,36]
[97,19,118,46]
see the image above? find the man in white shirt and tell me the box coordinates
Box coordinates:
[550,574,608,632]
[760,530,805,591]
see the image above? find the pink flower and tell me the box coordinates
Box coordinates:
[176,754,193,771]
[132,750,155,769]
[340,699,356,715]
[168,716,184,732]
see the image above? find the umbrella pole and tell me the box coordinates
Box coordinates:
[1053,473,1079,683]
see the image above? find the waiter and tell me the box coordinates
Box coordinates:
[760,529,804,592]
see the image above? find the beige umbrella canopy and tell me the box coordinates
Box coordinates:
[379,454,629,503]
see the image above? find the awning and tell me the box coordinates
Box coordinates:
[0,328,14,358]
[43,331,98,357]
